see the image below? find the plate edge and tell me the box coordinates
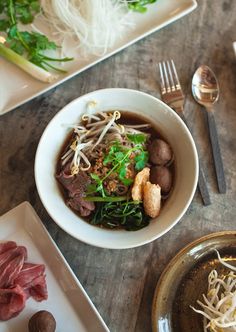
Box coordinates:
[1,0,198,116]
[0,201,110,332]
[151,230,236,332]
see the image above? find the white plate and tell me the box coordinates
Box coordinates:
[0,202,109,332]
[0,0,197,115]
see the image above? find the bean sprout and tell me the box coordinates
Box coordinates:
[191,250,236,332]
[60,102,149,175]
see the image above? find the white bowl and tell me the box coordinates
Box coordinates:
[35,88,198,249]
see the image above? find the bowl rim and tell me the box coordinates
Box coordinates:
[34,88,199,249]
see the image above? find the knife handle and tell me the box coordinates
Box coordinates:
[206,108,226,193]
[176,108,211,205]
[198,165,211,205]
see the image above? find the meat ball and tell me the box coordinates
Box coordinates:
[148,139,172,165]
[28,310,56,332]
[150,166,173,193]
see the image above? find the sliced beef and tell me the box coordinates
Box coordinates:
[56,168,90,196]
[14,263,45,287]
[0,241,17,254]
[28,275,48,301]
[14,263,47,301]
[0,254,25,288]
[56,165,95,216]
[0,242,48,321]
[67,195,95,217]
[0,285,27,321]
[0,246,27,268]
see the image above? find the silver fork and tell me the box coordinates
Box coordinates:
[159,60,186,118]
[158,60,211,206]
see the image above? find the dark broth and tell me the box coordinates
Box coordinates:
[117,111,165,141]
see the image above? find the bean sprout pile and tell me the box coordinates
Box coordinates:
[191,250,236,332]
[61,102,150,177]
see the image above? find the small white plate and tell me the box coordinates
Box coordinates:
[0,202,109,332]
[0,0,197,115]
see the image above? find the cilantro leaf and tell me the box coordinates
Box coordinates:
[0,19,10,31]
[128,0,157,13]
[20,31,34,44]
[120,177,133,186]
[14,0,40,24]
[103,152,114,165]
[127,133,147,144]
[114,151,125,162]
[90,173,101,182]
[7,38,25,55]
[8,25,17,38]
[31,32,57,51]
[103,141,127,165]
[134,151,149,171]
[30,1,40,12]
[17,7,34,24]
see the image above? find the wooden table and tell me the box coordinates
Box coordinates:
[1,1,236,331]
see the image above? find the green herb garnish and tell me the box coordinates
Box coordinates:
[127,133,147,144]
[0,0,73,74]
[89,134,149,196]
[134,150,148,171]
[127,0,157,13]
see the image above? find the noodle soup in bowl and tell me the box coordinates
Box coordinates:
[35,88,198,249]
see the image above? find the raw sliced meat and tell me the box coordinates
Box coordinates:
[0,254,25,288]
[14,263,45,287]
[15,263,48,301]
[28,275,48,301]
[0,285,26,321]
[0,246,27,269]
[0,241,48,321]
[0,241,17,254]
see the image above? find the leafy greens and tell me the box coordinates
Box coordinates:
[91,200,150,231]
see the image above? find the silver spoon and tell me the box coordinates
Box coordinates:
[192,65,226,193]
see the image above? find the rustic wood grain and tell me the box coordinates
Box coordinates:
[1,1,236,331]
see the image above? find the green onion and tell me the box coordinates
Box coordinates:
[85,196,127,202]
[0,42,58,83]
